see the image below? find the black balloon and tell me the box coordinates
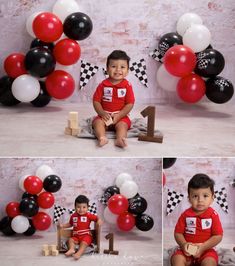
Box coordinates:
[31,81,51,107]
[104,186,120,201]
[63,12,93,40]
[43,175,62,193]
[22,192,38,201]
[195,49,225,77]
[19,198,39,217]
[206,76,234,104]
[0,216,16,236]
[24,47,56,78]
[135,214,154,231]
[163,158,177,169]
[0,76,20,106]
[30,38,54,52]
[23,219,36,236]
[128,195,147,215]
[158,32,182,56]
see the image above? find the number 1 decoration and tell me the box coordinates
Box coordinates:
[103,233,119,255]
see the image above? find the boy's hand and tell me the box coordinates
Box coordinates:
[193,243,204,258]
[100,111,112,122]
[182,242,192,257]
[111,113,120,124]
[97,219,103,226]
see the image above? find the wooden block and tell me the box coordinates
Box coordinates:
[138,134,163,143]
[71,128,80,136]
[42,244,49,251]
[103,249,119,255]
[69,112,78,121]
[51,250,59,256]
[49,244,57,251]
[186,244,198,256]
[104,116,113,126]
[68,119,78,129]
[42,249,50,256]
[64,127,72,135]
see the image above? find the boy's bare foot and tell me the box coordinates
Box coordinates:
[73,252,81,260]
[115,138,127,148]
[98,136,108,147]
[65,249,75,256]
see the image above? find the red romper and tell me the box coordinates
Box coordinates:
[93,78,135,129]
[69,212,98,245]
[172,207,223,264]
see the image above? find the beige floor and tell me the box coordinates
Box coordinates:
[0,101,235,157]
[0,230,162,266]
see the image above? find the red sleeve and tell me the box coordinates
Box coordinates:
[125,83,135,104]
[93,83,103,102]
[174,213,186,234]
[211,211,223,235]
[69,213,74,226]
[87,213,98,222]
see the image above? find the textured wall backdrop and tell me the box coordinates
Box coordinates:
[0,0,234,104]
[0,157,162,232]
[163,158,235,230]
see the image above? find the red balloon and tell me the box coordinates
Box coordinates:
[33,12,63,42]
[163,172,166,186]
[5,202,21,218]
[53,38,81,65]
[4,53,27,78]
[37,192,55,209]
[177,73,206,103]
[164,45,196,77]
[45,70,75,99]
[117,212,135,231]
[32,211,51,230]
[24,175,43,195]
[108,194,129,215]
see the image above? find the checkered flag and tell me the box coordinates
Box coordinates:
[214,187,228,213]
[79,60,99,90]
[102,68,109,79]
[130,59,148,88]
[149,49,164,63]
[53,205,66,223]
[88,202,97,215]
[99,194,108,206]
[166,189,184,215]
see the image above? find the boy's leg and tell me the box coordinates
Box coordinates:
[115,121,128,148]
[73,241,88,260]
[64,238,76,256]
[200,257,217,266]
[92,119,108,146]
[171,254,192,266]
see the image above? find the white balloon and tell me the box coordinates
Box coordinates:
[176,12,203,36]
[19,174,30,191]
[11,215,29,233]
[120,180,138,199]
[115,173,133,188]
[157,64,180,92]
[12,74,40,102]
[36,165,55,181]
[103,206,118,225]
[26,11,43,38]
[183,24,211,53]
[52,0,80,22]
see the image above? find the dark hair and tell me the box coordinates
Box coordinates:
[106,50,130,68]
[188,173,215,195]
[74,195,89,206]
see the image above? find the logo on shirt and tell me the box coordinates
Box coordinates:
[186,217,196,227]
[201,218,212,229]
[103,87,113,102]
[185,227,196,234]
[117,88,126,97]
[73,217,78,222]
[81,216,87,222]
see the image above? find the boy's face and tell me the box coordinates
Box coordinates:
[75,203,88,215]
[107,59,129,83]
[188,187,214,214]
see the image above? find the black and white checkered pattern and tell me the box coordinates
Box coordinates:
[99,195,108,206]
[79,60,99,90]
[102,68,109,79]
[166,189,184,215]
[130,59,148,88]
[53,205,66,223]
[229,179,235,187]
[215,187,228,213]
[149,49,164,63]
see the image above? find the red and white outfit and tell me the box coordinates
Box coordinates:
[69,212,98,246]
[93,78,135,129]
[172,207,223,264]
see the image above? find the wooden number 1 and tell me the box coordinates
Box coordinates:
[103,233,119,255]
[138,106,163,143]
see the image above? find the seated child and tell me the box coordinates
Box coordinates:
[171,174,223,266]
[59,195,102,260]
[92,50,135,148]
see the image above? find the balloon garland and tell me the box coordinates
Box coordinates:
[0,164,62,236]
[100,173,154,232]
[155,12,234,104]
[0,0,92,107]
